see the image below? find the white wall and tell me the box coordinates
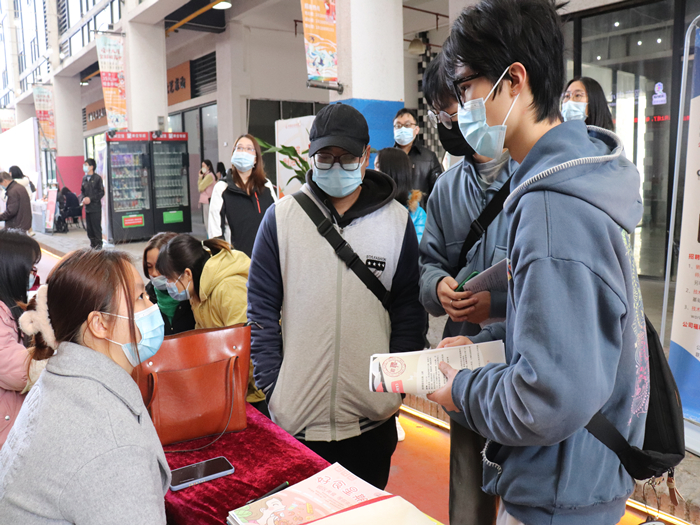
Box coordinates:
[404,54,420,110]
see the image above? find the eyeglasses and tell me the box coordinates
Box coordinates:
[393,122,417,130]
[452,73,483,106]
[427,109,458,129]
[313,152,364,171]
[235,145,256,154]
[562,90,587,103]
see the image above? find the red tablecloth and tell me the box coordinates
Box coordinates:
[164,404,330,525]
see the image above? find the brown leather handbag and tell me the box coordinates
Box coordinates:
[133,324,250,446]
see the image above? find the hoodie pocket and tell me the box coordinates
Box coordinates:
[481,439,505,495]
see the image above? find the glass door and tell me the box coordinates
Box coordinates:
[152,139,191,233]
[109,142,150,213]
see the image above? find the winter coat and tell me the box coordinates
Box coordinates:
[0,180,32,231]
[0,302,28,447]
[197,172,215,205]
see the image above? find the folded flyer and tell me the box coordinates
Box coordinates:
[369,341,506,395]
[228,463,386,525]
[460,258,508,327]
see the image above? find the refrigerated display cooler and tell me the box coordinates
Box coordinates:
[150,132,191,234]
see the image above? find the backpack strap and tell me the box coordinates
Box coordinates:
[456,177,512,274]
[292,191,391,310]
[585,411,631,456]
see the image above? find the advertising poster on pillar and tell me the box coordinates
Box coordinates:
[32,85,57,150]
[96,34,128,131]
[0,109,16,133]
[669,27,700,434]
[300,0,338,83]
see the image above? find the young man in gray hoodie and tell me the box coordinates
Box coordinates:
[429,1,647,524]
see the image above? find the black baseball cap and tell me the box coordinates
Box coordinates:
[308,103,370,158]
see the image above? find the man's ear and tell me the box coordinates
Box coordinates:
[508,62,528,97]
[414,124,420,137]
[86,311,111,340]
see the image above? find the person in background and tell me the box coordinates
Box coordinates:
[79,158,105,250]
[198,160,216,231]
[392,108,443,206]
[0,172,32,232]
[375,148,426,243]
[562,76,615,131]
[142,232,195,336]
[155,234,267,415]
[248,103,425,489]
[216,162,227,182]
[0,230,40,447]
[9,166,35,199]
[0,249,170,523]
[207,135,277,257]
[419,52,517,525]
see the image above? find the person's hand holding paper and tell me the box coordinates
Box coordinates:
[437,277,478,322]
[426,362,460,412]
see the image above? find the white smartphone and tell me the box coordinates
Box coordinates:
[169,456,235,492]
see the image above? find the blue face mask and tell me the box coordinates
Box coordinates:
[150,275,168,291]
[457,67,519,159]
[231,151,256,173]
[166,273,190,301]
[27,273,36,290]
[312,156,365,198]
[83,165,89,174]
[104,303,165,367]
[393,127,415,146]
[561,101,588,122]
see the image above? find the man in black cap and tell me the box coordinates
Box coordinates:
[247,103,425,489]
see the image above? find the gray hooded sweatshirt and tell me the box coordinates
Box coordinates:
[0,342,171,524]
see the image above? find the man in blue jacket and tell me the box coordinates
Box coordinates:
[428,1,647,524]
[420,54,517,525]
[247,103,425,489]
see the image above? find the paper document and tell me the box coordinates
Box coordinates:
[228,463,386,525]
[369,341,506,395]
[460,258,508,294]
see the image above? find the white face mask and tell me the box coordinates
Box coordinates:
[231,151,256,173]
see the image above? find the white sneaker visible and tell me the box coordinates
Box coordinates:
[396,417,406,442]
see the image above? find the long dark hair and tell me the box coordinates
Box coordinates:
[9,166,25,180]
[155,234,232,300]
[202,159,214,175]
[142,231,178,279]
[230,134,267,195]
[565,77,614,131]
[376,148,412,205]
[0,230,40,338]
[216,162,226,181]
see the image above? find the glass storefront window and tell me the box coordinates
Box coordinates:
[581,0,674,278]
[168,114,183,133]
[184,109,201,209]
[202,104,218,169]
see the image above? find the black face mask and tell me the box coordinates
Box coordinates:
[438,123,474,158]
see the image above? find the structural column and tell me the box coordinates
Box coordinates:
[331,0,404,152]
[53,74,85,192]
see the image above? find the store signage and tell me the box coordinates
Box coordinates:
[163,210,184,224]
[0,109,16,133]
[96,34,128,131]
[151,132,188,141]
[652,82,667,106]
[106,131,150,142]
[669,27,700,440]
[122,214,145,228]
[167,61,191,106]
[300,0,338,83]
[32,85,57,150]
[85,99,108,131]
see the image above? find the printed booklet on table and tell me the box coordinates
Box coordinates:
[369,341,506,396]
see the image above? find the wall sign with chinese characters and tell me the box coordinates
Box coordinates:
[96,34,128,131]
[85,99,108,131]
[167,61,191,106]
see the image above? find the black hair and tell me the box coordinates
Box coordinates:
[564,77,614,131]
[394,108,417,123]
[85,158,97,170]
[423,53,456,111]
[376,148,413,205]
[60,186,73,197]
[216,162,226,178]
[142,231,178,279]
[155,234,232,300]
[202,159,214,174]
[0,229,41,340]
[443,0,565,124]
[9,166,25,179]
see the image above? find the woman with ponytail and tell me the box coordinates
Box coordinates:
[156,234,267,413]
[0,249,170,523]
[0,230,40,447]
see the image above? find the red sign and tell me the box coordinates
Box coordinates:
[151,132,188,141]
[122,215,144,227]
[106,131,150,142]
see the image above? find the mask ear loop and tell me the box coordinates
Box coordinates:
[484,66,512,104]
[502,93,520,125]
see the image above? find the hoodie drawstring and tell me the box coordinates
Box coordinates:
[255,192,261,213]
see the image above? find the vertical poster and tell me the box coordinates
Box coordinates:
[96,34,128,130]
[300,0,338,83]
[274,115,315,197]
[668,26,700,452]
[32,85,57,150]
[0,109,16,133]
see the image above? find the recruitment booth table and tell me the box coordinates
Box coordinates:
[163,404,329,525]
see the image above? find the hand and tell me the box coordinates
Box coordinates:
[427,362,459,412]
[82,197,90,205]
[465,291,491,324]
[437,277,478,323]
[437,335,473,349]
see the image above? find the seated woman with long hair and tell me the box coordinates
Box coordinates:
[0,249,170,524]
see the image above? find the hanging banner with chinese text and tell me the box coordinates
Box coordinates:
[669,27,700,436]
[300,0,338,83]
[32,85,56,150]
[96,34,128,130]
[0,109,16,133]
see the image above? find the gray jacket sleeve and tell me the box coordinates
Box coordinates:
[418,193,452,317]
[60,446,166,525]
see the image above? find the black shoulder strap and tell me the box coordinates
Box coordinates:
[456,177,512,273]
[292,191,391,310]
[585,411,631,455]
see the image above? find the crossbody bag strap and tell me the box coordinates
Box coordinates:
[456,176,512,274]
[293,191,391,310]
[585,411,632,456]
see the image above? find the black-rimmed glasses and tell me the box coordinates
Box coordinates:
[427,109,458,129]
[313,152,364,171]
[452,73,483,106]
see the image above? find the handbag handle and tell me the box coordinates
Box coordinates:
[165,355,239,453]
